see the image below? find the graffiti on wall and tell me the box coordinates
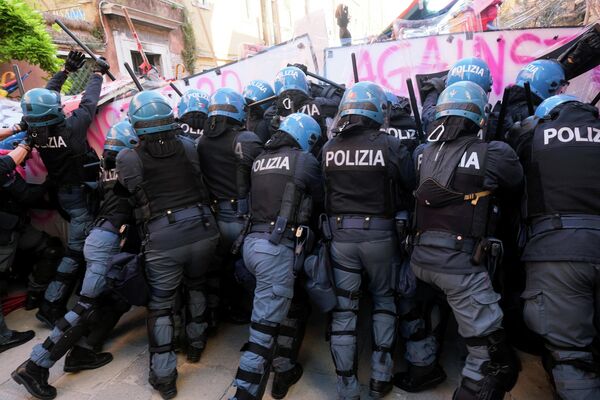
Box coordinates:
[324,27,597,104]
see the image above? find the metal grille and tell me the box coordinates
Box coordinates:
[60,58,94,96]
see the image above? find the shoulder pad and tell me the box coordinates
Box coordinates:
[236,130,261,143]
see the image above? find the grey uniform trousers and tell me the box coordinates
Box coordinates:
[412,264,504,382]
[144,217,219,380]
[329,236,398,400]
[523,261,600,400]
[234,236,296,398]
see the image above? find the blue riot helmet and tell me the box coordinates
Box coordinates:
[385,90,399,107]
[243,80,275,111]
[21,88,64,127]
[128,91,178,136]
[338,81,387,125]
[278,113,321,152]
[207,88,246,123]
[515,59,567,100]
[534,94,579,119]
[177,89,210,117]
[446,57,492,93]
[0,131,27,151]
[435,81,488,128]
[104,120,139,152]
[274,66,310,96]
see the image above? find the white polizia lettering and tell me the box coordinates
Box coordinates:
[459,151,480,170]
[325,150,385,167]
[253,156,290,172]
[543,127,600,145]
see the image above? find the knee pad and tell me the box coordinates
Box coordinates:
[236,322,279,400]
[465,330,521,392]
[543,342,600,375]
[43,300,96,361]
[147,309,175,355]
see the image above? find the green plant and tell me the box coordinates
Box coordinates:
[0,0,62,72]
[181,9,196,74]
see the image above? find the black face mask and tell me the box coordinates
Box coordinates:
[332,115,380,135]
[203,116,242,137]
[276,90,310,116]
[101,150,117,171]
[247,106,265,120]
[141,131,179,158]
[427,116,480,142]
[179,112,207,131]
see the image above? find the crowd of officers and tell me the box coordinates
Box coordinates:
[0,47,598,400]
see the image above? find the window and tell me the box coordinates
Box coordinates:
[130,51,162,76]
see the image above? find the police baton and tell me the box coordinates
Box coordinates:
[523,81,535,116]
[406,78,425,143]
[124,62,144,92]
[246,95,277,108]
[169,82,183,97]
[351,53,359,83]
[591,91,600,106]
[84,161,101,169]
[495,88,511,138]
[286,63,345,91]
[55,19,116,81]
[11,65,25,96]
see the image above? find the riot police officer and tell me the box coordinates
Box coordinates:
[507,94,600,400]
[265,66,339,157]
[117,91,219,399]
[20,51,110,326]
[412,81,522,400]
[0,132,63,312]
[491,59,567,139]
[421,57,492,134]
[384,91,420,153]
[0,138,36,353]
[232,113,324,400]
[176,88,210,141]
[243,79,275,143]
[322,82,415,399]
[12,120,139,400]
[197,88,263,330]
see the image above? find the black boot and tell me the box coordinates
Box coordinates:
[187,344,205,363]
[271,364,303,399]
[149,372,178,400]
[36,301,66,329]
[0,330,35,353]
[369,378,393,399]
[63,345,113,373]
[393,363,447,393]
[11,360,56,400]
[25,291,44,310]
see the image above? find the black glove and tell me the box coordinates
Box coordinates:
[292,63,308,74]
[421,76,446,94]
[92,57,110,75]
[64,50,86,73]
[20,133,34,149]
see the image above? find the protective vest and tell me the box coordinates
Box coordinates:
[323,129,393,217]
[197,129,245,200]
[134,138,206,222]
[527,104,600,217]
[250,147,306,224]
[36,123,99,186]
[415,136,492,238]
[386,115,419,153]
